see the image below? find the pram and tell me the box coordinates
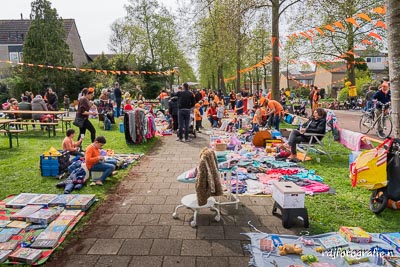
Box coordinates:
[369,138,400,214]
[293,101,308,117]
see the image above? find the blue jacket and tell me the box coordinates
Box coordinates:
[373,90,391,108]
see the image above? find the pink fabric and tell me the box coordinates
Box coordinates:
[339,129,373,151]
[301,179,329,194]
[256,173,281,184]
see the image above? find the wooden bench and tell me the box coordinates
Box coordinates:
[0,129,25,148]
[56,117,73,133]
[10,121,59,137]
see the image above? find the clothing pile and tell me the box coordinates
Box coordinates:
[124,108,156,144]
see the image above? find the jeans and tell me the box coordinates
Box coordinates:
[90,161,116,182]
[115,98,122,117]
[287,130,309,155]
[178,109,191,140]
[78,118,96,143]
[365,101,373,112]
[208,117,218,128]
[272,113,281,130]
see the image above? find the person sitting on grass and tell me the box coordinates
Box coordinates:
[287,108,326,162]
[62,128,84,157]
[85,136,117,186]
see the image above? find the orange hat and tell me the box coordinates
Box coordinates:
[88,87,95,93]
[195,103,201,108]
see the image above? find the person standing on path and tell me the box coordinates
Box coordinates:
[114,82,122,117]
[177,82,195,142]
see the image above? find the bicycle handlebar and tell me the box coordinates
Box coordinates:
[376,101,391,107]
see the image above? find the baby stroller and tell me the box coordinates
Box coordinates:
[369,138,400,214]
[294,101,308,117]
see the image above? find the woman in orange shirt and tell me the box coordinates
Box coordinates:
[264,99,283,130]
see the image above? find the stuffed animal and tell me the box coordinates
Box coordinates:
[301,254,318,264]
[278,244,303,256]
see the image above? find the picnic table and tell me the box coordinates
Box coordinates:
[1,110,68,137]
[0,119,22,148]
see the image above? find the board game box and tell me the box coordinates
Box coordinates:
[9,205,42,221]
[0,250,12,263]
[65,194,96,211]
[0,220,10,228]
[48,194,78,207]
[31,239,58,249]
[6,221,31,229]
[0,242,18,251]
[0,232,12,243]
[5,193,41,209]
[379,232,400,253]
[339,226,372,243]
[319,234,349,250]
[28,194,58,207]
[0,228,22,236]
[8,247,42,264]
[26,207,64,225]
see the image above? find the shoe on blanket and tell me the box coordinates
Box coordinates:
[111,171,118,176]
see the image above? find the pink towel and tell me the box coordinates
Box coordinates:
[339,129,373,151]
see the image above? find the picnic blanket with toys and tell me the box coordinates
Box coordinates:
[0,193,96,265]
[243,226,400,267]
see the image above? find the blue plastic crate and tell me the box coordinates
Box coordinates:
[41,165,59,177]
[40,155,60,167]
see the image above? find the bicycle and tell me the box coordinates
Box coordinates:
[359,101,392,139]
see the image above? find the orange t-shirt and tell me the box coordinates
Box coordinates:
[267,100,283,115]
[85,144,101,170]
[259,97,266,106]
[194,109,202,121]
[158,92,168,100]
[266,92,272,100]
[213,95,220,104]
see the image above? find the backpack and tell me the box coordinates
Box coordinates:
[104,115,111,130]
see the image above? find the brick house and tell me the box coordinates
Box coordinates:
[313,62,346,97]
[280,71,315,89]
[0,19,90,70]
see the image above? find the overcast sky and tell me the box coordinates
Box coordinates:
[0,0,178,54]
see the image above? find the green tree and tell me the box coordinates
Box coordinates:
[21,0,73,93]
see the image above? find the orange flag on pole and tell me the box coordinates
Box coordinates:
[300,32,313,41]
[362,39,374,46]
[346,17,360,27]
[357,13,372,22]
[333,21,345,30]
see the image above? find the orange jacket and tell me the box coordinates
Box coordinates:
[85,144,100,170]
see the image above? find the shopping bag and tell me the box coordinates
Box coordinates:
[350,138,393,190]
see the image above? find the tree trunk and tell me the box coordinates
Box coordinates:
[271,0,280,101]
[346,30,356,86]
[386,0,400,138]
[217,65,226,93]
[212,72,216,91]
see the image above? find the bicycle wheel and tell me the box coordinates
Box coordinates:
[369,187,388,214]
[359,114,373,134]
[377,115,393,139]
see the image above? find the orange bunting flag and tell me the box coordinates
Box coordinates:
[373,6,386,15]
[27,63,34,67]
[79,69,86,72]
[315,27,325,36]
[300,32,313,41]
[290,59,296,64]
[122,71,128,74]
[48,66,54,69]
[325,25,336,32]
[116,71,121,75]
[346,17,360,27]
[333,21,345,30]
[375,21,387,29]
[135,71,140,75]
[292,33,298,38]
[110,71,116,75]
[103,70,108,75]
[357,13,371,22]
[308,29,316,36]
[368,32,383,41]
[362,39,374,46]
[38,65,44,68]
[57,67,63,70]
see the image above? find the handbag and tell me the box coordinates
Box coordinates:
[73,116,85,128]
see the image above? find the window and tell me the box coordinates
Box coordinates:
[19,52,23,62]
[371,58,376,63]
[366,58,371,63]
[9,52,19,63]
[376,57,382,63]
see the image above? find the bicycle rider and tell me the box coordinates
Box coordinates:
[372,81,391,137]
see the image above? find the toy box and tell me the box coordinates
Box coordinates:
[339,226,372,243]
[5,193,40,209]
[272,181,305,209]
[379,232,400,253]
[9,248,42,265]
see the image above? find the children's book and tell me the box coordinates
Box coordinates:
[6,221,31,229]
[339,226,372,243]
[0,228,22,235]
[48,194,78,207]
[8,248,42,264]
[31,239,58,249]
[318,234,349,250]
[0,242,18,251]
[379,232,400,253]
[5,193,40,208]
[26,207,64,225]
[0,221,10,228]
[9,205,42,221]
[0,250,12,263]
[65,194,96,211]
[0,232,12,243]
[28,194,58,207]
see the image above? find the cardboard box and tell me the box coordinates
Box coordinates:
[272,181,305,209]
[215,143,227,151]
[339,226,372,243]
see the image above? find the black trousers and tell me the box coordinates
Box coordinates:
[287,130,309,155]
[78,118,96,143]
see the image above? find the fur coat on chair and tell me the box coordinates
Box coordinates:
[196,147,223,206]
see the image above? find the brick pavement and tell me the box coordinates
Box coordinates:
[47,132,301,267]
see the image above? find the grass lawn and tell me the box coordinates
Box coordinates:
[0,117,158,202]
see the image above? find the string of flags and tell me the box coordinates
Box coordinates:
[0,60,176,76]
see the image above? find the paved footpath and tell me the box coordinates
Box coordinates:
[47,132,300,267]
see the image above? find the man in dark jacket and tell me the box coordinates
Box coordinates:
[18,96,33,120]
[114,82,122,117]
[177,83,195,142]
[373,82,391,136]
[168,94,179,132]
